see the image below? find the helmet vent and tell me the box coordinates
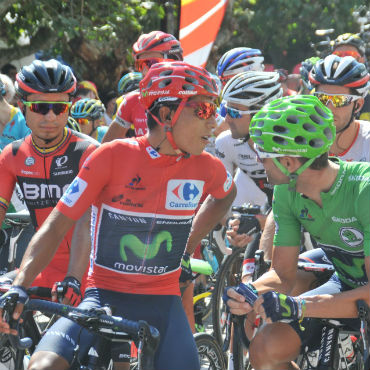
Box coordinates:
[291,99,305,105]
[296,107,307,113]
[182,84,195,91]
[314,105,330,118]
[286,115,298,124]
[295,136,307,145]
[269,113,281,120]
[303,123,317,132]
[324,127,334,139]
[185,69,196,76]
[158,79,172,88]
[273,125,288,133]
[204,84,215,94]
[309,114,323,125]
[273,136,288,145]
[185,76,198,84]
[309,138,324,148]
[253,129,262,137]
[160,70,173,76]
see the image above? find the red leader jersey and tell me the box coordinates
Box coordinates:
[115,91,148,137]
[0,128,99,287]
[57,136,234,295]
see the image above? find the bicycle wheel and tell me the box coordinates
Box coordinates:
[0,336,26,370]
[195,333,226,370]
[211,249,244,346]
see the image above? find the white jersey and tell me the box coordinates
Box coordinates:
[335,120,370,162]
[215,130,272,206]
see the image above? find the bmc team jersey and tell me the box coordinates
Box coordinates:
[57,136,234,295]
[115,91,147,137]
[273,158,370,288]
[331,120,370,162]
[0,128,99,286]
[215,129,272,205]
[0,106,30,150]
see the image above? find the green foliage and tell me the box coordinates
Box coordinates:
[0,0,169,91]
[210,0,366,71]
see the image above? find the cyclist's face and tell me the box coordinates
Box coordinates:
[136,51,166,76]
[172,95,217,156]
[21,93,70,147]
[224,102,253,139]
[314,84,363,131]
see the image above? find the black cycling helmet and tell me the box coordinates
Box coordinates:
[15,59,77,99]
[333,33,365,56]
[309,55,370,96]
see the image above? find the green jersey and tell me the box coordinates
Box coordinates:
[273,158,370,288]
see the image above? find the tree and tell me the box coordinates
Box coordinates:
[209,0,365,71]
[0,0,177,93]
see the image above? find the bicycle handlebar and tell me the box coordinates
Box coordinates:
[4,297,160,370]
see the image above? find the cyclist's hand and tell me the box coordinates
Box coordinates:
[226,218,253,247]
[255,291,305,323]
[52,276,82,306]
[179,252,192,283]
[222,285,255,316]
[0,285,28,335]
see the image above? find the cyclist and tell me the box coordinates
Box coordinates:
[216,71,282,208]
[309,54,370,160]
[332,32,370,121]
[225,95,370,370]
[298,56,320,94]
[0,76,29,150]
[70,98,108,142]
[102,30,183,142]
[0,59,99,297]
[0,61,236,370]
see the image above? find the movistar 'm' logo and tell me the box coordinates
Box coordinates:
[120,231,172,261]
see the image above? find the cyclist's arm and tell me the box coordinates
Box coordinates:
[259,210,275,260]
[185,185,236,255]
[66,207,91,281]
[101,120,129,143]
[13,208,76,288]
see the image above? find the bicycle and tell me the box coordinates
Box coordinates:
[310,28,335,58]
[1,294,160,370]
[1,211,32,275]
[195,332,226,370]
[228,251,369,370]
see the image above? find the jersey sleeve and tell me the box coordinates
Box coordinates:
[0,145,17,211]
[56,143,113,221]
[355,173,370,256]
[204,155,234,199]
[215,131,235,175]
[115,92,137,128]
[272,185,301,247]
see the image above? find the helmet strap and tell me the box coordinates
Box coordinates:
[272,157,315,191]
[336,104,356,134]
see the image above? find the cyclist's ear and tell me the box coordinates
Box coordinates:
[354,98,364,114]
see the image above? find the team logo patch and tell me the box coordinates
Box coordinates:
[146,146,160,159]
[340,227,363,248]
[60,177,87,207]
[165,179,204,210]
[25,156,35,166]
[223,171,233,192]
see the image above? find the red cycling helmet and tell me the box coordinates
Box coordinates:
[139,61,218,110]
[132,31,183,61]
[140,61,218,155]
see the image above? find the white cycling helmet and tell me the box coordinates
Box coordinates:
[221,71,283,108]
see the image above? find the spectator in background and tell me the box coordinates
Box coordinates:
[74,80,100,101]
[0,76,29,150]
[275,68,297,96]
[101,90,118,125]
[1,63,17,83]
[0,74,17,105]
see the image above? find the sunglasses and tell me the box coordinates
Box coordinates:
[23,101,72,115]
[332,50,362,61]
[185,102,217,120]
[314,93,361,108]
[76,118,90,125]
[225,105,258,119]
[135,58,169,72]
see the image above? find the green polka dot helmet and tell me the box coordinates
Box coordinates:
[250,95,335,158]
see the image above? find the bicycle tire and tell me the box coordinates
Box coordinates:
[194,332,226,370]
[232,316,253,370]
[211,248,244,346]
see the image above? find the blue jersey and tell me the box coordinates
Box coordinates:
[0,106,30,149]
